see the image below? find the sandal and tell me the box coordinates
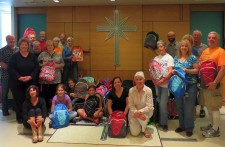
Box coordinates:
[144,129,152,138]
[32,135,38,143]
[38,135,44,142]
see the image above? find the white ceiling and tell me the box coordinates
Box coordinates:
[1,0,225,7]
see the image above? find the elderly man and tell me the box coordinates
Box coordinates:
[192,30,208,118]
[199,31,225,138]
[166,31,179,58]
[59,33,67,49]
[0,35,17,116]
[28,33,36,52]
[32,41,42,58]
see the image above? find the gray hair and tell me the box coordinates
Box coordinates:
[157,40,166,47]
[32,40,40,46]
[53,37,60,41]
[208,31,220,40]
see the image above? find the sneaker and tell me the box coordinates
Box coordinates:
[199,109,205,118]
[202,128,220,138]
[200,124,212,131]
[175,128,185,133]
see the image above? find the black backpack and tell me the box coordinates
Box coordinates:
[84,95,99,117]
[144,31,159,50]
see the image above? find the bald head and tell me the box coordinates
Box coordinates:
[167,31,176,43]
[6,35,15,48]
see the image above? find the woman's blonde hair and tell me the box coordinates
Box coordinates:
[177,39,192,58]
[182,34,194,46]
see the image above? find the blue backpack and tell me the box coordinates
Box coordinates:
[168,69,188,99]
[52,104,69,129]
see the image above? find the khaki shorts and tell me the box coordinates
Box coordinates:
[201,84,223,109]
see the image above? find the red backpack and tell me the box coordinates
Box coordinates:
[108,111,127,138]
[199,60,219,89]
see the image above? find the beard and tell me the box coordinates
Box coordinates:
[168,38,175,43]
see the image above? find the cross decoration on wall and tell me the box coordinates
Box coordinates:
[96,10,137,66]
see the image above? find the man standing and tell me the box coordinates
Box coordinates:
[166,31,179,58]
[192,30,208,118]
[39,31,46,51]
[59,33,67,49]
[32,41,42,58]
[28,33,36,52]
[199,31,225,138]
[0,35,17,116]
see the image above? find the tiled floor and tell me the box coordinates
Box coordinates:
[0,106,224,147]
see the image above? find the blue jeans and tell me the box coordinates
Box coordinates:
[49,111,77,121]
[176,84,197,132]
[1,78,9,112]
[156,86,169,126]
[63,62,78,83]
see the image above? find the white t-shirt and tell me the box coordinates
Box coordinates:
[154,53,174,88]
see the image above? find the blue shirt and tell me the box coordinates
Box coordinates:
[174,55,198,84]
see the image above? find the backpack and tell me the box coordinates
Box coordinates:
[149,59,169,86]
[122,80,134,90]
[100,78,112,91]
[96,85,109,97]
[82,76,95,85]
[108,111,127,138]
[168,69,188,99]
[52,104,69,129]
[199,60,219,89]
[23,27,36,38]
[167,98,179,119]
[84,95,99,117]
[39,63,55,82]
[74,79,88,98]
[144,31,159,49]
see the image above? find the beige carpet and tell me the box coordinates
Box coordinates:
[48,125,162,146]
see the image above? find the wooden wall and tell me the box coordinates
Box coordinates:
[14,4,223,81]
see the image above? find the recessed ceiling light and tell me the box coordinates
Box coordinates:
[110,0,115,1]
[53,0,60,2]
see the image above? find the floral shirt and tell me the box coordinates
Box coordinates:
[174,55,198,84]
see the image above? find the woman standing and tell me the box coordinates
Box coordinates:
[107,76,129,115]
[128,71,154,138]
[151,40,174,131]
[62,37,78,83]
[8,38,39,123]
[22,85,47,143]
[38,40,64,111]
[174,39,199,137]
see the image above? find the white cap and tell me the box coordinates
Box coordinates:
[134,71,145,79]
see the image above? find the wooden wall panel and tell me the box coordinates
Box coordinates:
[73,6,90,22]
[65,23,73,37]
[116,5,142,22]
[90,22,115,70]
[182,5,190,22]
[143,5,181,22]
[47,23,65,40]
[190,4,225,11]
[73,23,91,76]
[16,7,46,14]
[47,7,73,22]
[153,22,190,44]
[143,22,153,32]
[90,6,116,22]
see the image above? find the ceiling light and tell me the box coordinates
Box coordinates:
[53,0,59,2]
[110,0,115,1]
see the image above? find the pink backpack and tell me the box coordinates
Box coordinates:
[149,59,169,86]
[23,27,36,38]
[39,63,55,82]
[199,60,218,89]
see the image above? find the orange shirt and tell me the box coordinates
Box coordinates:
[54,47,62,56]
[199,46,225,67]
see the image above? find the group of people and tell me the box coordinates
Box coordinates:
[151,30,225,138]
[0,30,224,143]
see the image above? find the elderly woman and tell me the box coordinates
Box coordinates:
[53,37,62,56]
[174,39,199,137]
[38,40,64,111]
[151,40,174,132]
[128,71,154,138]
[62,37,78,83]
[8,38,39,124]
[22,85,47,143]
